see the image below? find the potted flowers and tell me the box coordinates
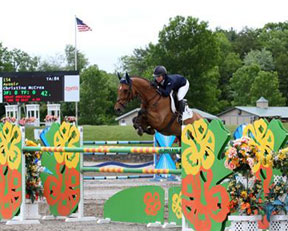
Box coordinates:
[225,136,263,231]
[227,177,263,230]
[44,115,58,126]
[264,148,288,230]
[64,116,76,124]
[18,117,37,126]
[1,117,16,124]
[24,140,43,219]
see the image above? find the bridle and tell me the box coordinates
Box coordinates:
[117,78,161,108]
[116,82,134,108]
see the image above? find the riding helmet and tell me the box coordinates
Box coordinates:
[153,65,167,77]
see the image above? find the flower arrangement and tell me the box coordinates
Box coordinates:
[264,179,288,221]
[225,136,265,217]
[228,177,263,215]
[64,116,76,123]
[224,136,261,176]
[262,148,288,220]
[1,117,16,123]
[25,140,43,203]
[273,148,288,175]
[18,117,36,126]
[44,115,58,122]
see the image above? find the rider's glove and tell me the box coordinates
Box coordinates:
[150,81,157,88]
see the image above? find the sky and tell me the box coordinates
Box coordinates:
[1,0,288,73]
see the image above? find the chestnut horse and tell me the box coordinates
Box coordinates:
[114,73,202,138]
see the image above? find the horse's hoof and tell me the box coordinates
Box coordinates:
[137,128,144,136]
[146,128,155,135]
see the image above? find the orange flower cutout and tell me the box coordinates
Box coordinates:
[182,169,229,231]
[255,166,272,229]
[0,165,22,219]
[143,192,161,216]
[44,163,80,216]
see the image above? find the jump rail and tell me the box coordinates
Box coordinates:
[81,166,182,175]
[23,146,181,154]
[83,140,154,145]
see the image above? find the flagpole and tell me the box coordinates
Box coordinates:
[74,15,78,126]
[74,15,78,71]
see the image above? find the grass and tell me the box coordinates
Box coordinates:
[82,125,154,141]
[23,122,288,142]
[24,125,154,142]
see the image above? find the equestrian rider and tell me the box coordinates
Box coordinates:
[152,65,189,124]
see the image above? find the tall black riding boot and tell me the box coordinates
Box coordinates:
[177,100,185,124]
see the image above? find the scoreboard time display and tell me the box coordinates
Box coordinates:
[0,71,79,103]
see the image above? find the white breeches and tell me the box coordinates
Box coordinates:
[177,80,189,100]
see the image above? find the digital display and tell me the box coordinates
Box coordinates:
[0,72,79,103]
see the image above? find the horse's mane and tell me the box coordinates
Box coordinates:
[131,76,151,83]
[129,76,158,96]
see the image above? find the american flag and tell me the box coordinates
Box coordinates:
[76,17,92,32]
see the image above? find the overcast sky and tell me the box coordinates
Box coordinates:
[1,0,288,73]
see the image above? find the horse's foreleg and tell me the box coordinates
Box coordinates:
[132,111,155,136]
[144,126,155,135]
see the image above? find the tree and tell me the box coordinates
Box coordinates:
[79,65,115,125]
[275,53,288,101]
[258,22,288,104]
[216,32,243,110]
[230,64,284,106]
[243,48,274,71]
[150,16,221,112]
[37,54,66,71]
[230,64,261,105]
[118,47,154,77]
[231,27,262,59]
[65,45,89,71]
[0,43,14,71]
[250,71,285,106]
[8,49,39,71]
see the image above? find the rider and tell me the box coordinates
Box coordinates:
[152,65,189,124]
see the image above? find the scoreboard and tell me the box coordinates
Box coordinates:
[0,71,79,103]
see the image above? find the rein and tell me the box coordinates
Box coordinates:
[143,91,161,107]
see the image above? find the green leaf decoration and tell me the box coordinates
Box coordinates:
[104,185,164,224]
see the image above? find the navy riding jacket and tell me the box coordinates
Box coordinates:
[156,74,187,97]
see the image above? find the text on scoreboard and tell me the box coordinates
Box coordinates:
[0,71,79,103]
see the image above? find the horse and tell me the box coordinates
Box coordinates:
[114,73,202,139]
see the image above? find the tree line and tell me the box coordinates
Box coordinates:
[1,16,288,124]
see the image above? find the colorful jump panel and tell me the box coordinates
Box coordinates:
[181,119,231,231]
[40,122,81,216]
[104,185,164,224]
[0,123,22,220]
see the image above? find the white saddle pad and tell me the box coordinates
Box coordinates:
[169,92,177,113]
[169,92,193,120]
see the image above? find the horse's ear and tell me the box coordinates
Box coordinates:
[125,72,131,84]
[117,72,121,80]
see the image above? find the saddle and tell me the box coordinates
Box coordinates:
[169,92,193,122]
[169,91,178,113]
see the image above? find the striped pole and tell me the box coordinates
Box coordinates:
[23,146,181,154]
[81,167,181,175]
[84,175,154,180]
[84,140,154,145]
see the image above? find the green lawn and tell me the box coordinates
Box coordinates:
[82,125,154,141]
[24,122,288,142]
